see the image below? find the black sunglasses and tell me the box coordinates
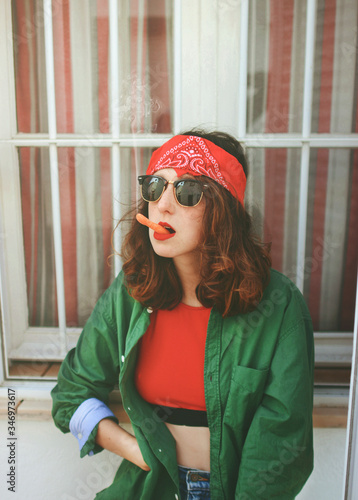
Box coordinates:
[138,175,209,207]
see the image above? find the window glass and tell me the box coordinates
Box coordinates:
[19,147,58,326]
[19,146,154,329]
[247,146,358,333]
[12,0,48,133]
[246,148,301,278]
[311,0,358,134]
[13,0,173,135]
[118,0,173,133]
[247,0,307,133]
[304,148,358,332]
[19,147,113,328]
[57,147,113,327]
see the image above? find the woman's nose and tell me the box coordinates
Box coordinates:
[157,183,176,211]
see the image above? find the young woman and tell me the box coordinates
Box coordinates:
[52,130,314,500]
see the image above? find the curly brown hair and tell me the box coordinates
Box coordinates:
[119,129,271,317]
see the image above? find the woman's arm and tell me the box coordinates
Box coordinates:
[95,419,150,471]
[52,273,140,461]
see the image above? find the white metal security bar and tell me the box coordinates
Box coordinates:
[238,0,249,139]
[44,0,67,354]
[109,0,122,275]
[296,0,317,291]
[4,134,358,148]
[173,0,182,134]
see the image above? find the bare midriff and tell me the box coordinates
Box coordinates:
[165,422,211,471]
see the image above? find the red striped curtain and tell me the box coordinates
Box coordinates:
[13,0,173,327]
[246,0,358,332]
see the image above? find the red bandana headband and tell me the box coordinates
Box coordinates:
[146,135,246,204]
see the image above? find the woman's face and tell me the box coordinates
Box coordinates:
[147,168,206,265]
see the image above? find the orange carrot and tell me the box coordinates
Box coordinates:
[136,214,169,234]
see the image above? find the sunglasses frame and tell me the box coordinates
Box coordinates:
[138,175,209,207]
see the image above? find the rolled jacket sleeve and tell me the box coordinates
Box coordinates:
[69,398,118,456]
[235,295,314,499]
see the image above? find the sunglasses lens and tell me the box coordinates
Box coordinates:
[141,176,165,202]
[139,176,204,207]
[175,180,203,207]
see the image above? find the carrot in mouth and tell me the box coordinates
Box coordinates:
[136,214,170,234]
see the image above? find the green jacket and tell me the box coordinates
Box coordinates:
[51,269,314,499]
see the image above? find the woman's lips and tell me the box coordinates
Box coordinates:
[154,221,176,240]
[154,231,176,241]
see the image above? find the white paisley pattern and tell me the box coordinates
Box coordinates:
[150,136,229,191]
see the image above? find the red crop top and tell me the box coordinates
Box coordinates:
[135,302,211,411]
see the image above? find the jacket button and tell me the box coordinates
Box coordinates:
[121,355,125,362]
[77,433,83,439]
[147,307,153,313]
[175,495,179,500]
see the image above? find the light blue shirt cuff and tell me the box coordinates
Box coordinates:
[69,398,116,452]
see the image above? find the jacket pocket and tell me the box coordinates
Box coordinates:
[222,365,269,436]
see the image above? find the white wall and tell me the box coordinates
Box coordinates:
[0,418,346,500]
[297,429,346,500]
[0,418,122,500]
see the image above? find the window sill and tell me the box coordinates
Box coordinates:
[1,365,350,427]
[312,406,347,428]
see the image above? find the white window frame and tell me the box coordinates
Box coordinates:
[343,273,358,499]
[0,0,357,375]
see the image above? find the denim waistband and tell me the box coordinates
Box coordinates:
[178,465,210,500]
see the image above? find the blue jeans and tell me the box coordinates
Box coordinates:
[178,465,210,500]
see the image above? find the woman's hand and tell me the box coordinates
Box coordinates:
[95,418,150,471]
